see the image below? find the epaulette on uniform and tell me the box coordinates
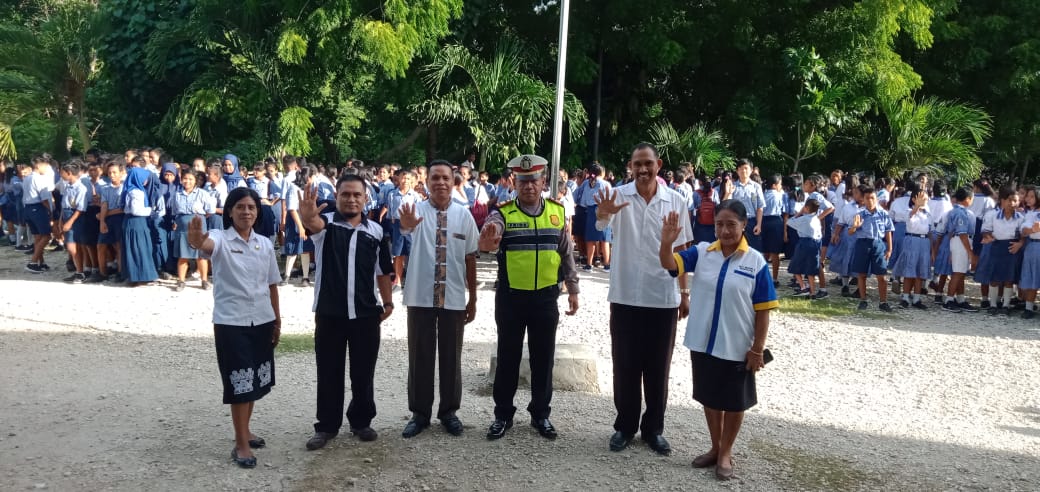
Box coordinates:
[546,197,563,206]
[497,199,515,208]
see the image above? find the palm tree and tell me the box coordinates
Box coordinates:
[412,41,588,170]
[649,120,734,175]
[867,97,992,185]
[0,1,99,158]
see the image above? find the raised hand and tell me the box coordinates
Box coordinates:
[594,188,629,217]
[661,211,681,246]
[478,223,502,251]
[187,215,208,250]
[297,184,327,225]
[399,202,423,229]
[852,213,863,229]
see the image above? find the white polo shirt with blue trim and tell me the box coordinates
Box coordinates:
[673,237,778,362]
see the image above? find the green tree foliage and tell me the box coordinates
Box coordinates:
[0,0,100,159]
[412,41,588,170]
[648,120,733,176]
[144,0,461,163]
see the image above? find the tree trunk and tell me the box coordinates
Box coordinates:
[1020,156,1031,186]
[375,126,424,163]
[592,43,604,162]
[51,111,71,160]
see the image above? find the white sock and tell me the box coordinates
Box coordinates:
[912,294,921,304]
[1003,289,1014,307]
[301,253,311,278]
[946,296,955,303]
[989,289,1000,306]
[901,293,910,301]
[285,255,297,279]
[956,295,965,303]
[841,277,850,287]
[1027,301,1035,312]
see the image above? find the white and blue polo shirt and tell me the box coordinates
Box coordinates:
[673,237,778,362]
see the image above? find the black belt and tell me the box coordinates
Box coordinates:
[906,233,929,238]
[1029,238,1040,243]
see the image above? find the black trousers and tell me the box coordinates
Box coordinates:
[493,286,560,421]
[407,307,465,422]
[313,313,381,434]
[610,303,677,436]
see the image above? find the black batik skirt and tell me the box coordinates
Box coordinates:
[214,321,276,404]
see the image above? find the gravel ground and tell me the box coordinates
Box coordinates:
[1,245,1039,491]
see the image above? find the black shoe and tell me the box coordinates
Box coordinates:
[402,418,429,438]
[642,434,672,456]
[231,447,257,468]
[173,281,185,292]
[980,300,991,309]
[958,302,979,313]
[22,248,34,255]
[988,306,1000,316]
[936,294,946,304]
[857,301,868,310]
[813,290,829,299]
[530,418,557,440]
[899,299,909,308]
[792,288,810,297]
[201,280,212,290]
[65,260,75,272]
[351,426,378,442]
[829,276,843,286]
[1024,309,1036,320]
[52,244,65,252]
[441,415,464,436]
[841,286,852,297]
[83,272,105,283]
[25,263,43,274]
[306,431,337,450]
[911,301,928,310]
[879,302,893,312]
[609,431,633,452]
[248,436,266,449]
[486,419,513,440]
[942,301,963,313]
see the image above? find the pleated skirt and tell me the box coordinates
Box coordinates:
[122,215,158,282]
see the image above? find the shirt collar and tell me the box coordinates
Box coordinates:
[706,236,750,254]
[223,227,257,244]
[618,182,672,202]
[333,210,369,225]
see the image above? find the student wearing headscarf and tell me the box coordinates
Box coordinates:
[154,162,181,276]
[121,167,160,285]
[222,154,246,190]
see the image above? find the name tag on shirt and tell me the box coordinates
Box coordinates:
[453,233,467,240]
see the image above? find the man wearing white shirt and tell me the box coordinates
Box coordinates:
[593,143,693,456]
[397,161,479,438]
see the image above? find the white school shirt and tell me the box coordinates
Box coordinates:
[983,209,1024,240]
[22,173,52,205]
[125,189,152,217]
[969,194,995,220]
[787,214,821,240]
[597,182,694,308]
[1022,210,1040,240]
[889,196,912,223]
[929,197,953,229]
[673,237,778,362]
[203,228,282,326]
[905,208,932,235]
[401,201,479,310]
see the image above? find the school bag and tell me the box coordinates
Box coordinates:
[697,189,716,226]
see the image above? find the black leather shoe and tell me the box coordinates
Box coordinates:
[231,447,257,468]
[305,431,337,450]
[486,419,513,440]
[402,419,429,438]
[609,431,633,452]
[643,434,672,456]
[351,427,378,442]
[441,415,464,436]
[248,436,266,449]
[531,418,557,440]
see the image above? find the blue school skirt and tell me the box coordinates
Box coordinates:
[784,225,799,259]
[1019,240,1040,289]
[891,233,931,279]
[972,242,991,283]
[851,238,888,275]
[257,204,277,238]
[788,237,821,275]
[827,232,854,277]
[206,213,222,231]
[572,205,587,239]
[61,209,85,244]
[744,216,762,252]
[584,205,611,242]
[150,215,170,273]
[81,205,101,245]
[932,232,953,276]
[889,221,906,268]
[172,214,201,259]
[976,239,1021,284]
[100,214,124,245]
[283,218,303,255]
[760,215,784,254]
[122,215,158,282]
[694,222,716,244]
[821,214,833,246]
[972,218,984,256]
[1,199,16,226]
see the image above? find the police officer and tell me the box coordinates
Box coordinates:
[478,154,580,440]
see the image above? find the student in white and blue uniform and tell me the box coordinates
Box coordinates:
[579,164,612,270]
[761,174,786,280]
[890,186,931,309]
[205,163,231,231]
[730,159,765,252]
[280,169,304,285]
[848,186,895,311]
[939,188,977,312]
[803,174,835,295]
[887,186,912,275]
[98,161,126,280]
[1018,187,1040,318]
[969,179,996,257]
[121,167,159,285]
[59,162,88,281]
[169,170,214,291]
[782,175,806,260]
[247,162,277,240]
[977,187,1025,315]
[786,199,823,298]
[829,186,860,296]
[24,159,55,272]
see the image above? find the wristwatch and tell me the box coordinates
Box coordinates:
[679,288,691,295]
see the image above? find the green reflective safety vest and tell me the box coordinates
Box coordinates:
[497,199,565,291]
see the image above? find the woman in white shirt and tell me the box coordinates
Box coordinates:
[188,187,282,469]
[121,167,159,285]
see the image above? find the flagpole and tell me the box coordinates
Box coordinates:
[549,0,571,195]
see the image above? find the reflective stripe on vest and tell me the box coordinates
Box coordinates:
[498,200,565,290]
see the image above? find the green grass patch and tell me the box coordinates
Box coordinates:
[277,333,314,354]
[778,296,896,320]
[751,439,887,491]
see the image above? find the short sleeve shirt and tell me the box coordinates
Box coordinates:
[401,201,479,310]
[203,228,282,326]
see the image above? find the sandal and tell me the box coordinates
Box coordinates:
[231,447,257,469]
[691,452,717,468]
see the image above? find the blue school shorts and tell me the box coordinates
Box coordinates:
[99,214,124,245]
[391,221,411,256]
[24,203,51,235]
[851,238,888,276]
[61,209,86,244]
